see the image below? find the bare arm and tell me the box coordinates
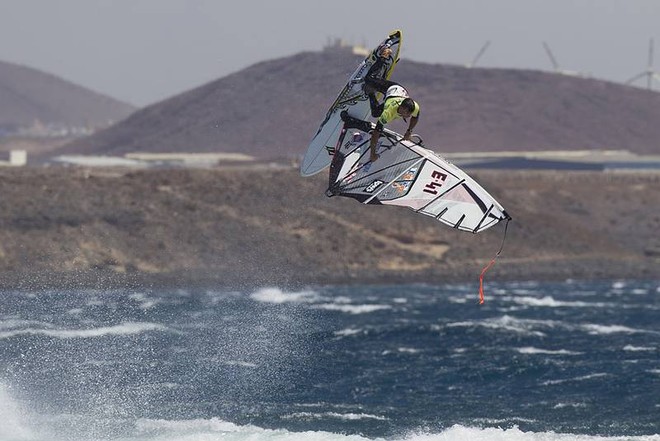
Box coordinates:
[404,116,418,140]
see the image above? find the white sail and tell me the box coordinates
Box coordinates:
[327,115,511,233]
[301,30,403,177]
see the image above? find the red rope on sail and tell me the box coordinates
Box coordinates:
[477,217,511,304]
[478,257,499,304]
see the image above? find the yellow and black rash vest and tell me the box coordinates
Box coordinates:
[377,85,420,127]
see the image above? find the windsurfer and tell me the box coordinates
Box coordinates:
[364,77,420,162]
[362,47,420,162]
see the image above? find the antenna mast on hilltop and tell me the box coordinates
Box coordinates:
[626,38,660,90]
[466,41,491,68]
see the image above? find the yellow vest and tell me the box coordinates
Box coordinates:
[378,97,420,126]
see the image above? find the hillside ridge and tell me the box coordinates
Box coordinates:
[0,59,135,131]
[58,48,660,158]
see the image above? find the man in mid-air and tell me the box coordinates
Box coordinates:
[362,45,420,162]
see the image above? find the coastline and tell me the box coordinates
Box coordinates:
[0,166,657,290]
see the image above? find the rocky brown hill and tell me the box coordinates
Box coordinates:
[58,47,660,158]
[0,60,135,130]
[0,166,657,290]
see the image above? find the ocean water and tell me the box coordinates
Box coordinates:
[0,280,658,441]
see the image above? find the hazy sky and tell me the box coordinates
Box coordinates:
[1,0,658,106]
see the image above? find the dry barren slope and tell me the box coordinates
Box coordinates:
[0,167,657,289]
[58,49,660,158]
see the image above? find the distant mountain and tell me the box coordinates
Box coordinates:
[58,48,660,157]
[0,60,135,131]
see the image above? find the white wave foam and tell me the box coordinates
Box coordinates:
[135,417,261,433]
[580,324,654,335]
[623,345,655,352]
[541,373,610,386]
[334,328,363,337]
[516,347,582,355]
[469,417,539,425]
[382,347,421,355]
[128,292,161,309]
[553,402,588,409]
[250,287,321,304]
[0,322,167,339]
[313,304,392,314]
[0,384,33,441]
[447,316,555,337]
[1,414,658,441]
[396,347,421,354]
[282,412,388,421]
[403,424,659,441]
[448,296,470,304]
[133,417,374,439]
[504,296,614,308]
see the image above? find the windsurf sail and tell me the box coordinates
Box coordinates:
[327,114,512,303]
[300,30,402,177]
[327,113,511,234]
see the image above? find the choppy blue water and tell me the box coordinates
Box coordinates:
[0,280,658,441]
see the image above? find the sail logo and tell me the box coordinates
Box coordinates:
[365,180,384,193]
[392,181,411,195]
[402,167,418,181]
[423,170,447,195]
